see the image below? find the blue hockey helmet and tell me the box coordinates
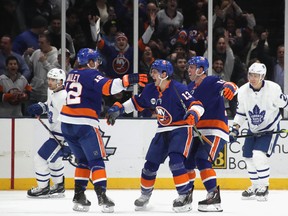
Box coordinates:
[150,59,173,77]
[77,48,102,65]
[187,56,209,73]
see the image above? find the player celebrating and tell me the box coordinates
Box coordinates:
[184,56,238,212]
[27,68,69,198]
[229,62,288,201]
[106,59,204,213]
[59,48,148,213]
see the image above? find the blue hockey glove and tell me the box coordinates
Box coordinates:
[229,125,239,143]
[61,145,72,158]
[106,102,124,126]
[27,102,47,117]
[183,110,199,126]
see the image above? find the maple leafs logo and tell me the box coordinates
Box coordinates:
[99,127,117,161]
[248,105,265,126]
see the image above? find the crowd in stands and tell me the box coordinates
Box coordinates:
[0,0,285,118]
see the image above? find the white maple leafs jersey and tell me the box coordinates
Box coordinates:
[234,80,288,133]
[45,88,67,141]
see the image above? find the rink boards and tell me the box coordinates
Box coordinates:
[1,118,288,190]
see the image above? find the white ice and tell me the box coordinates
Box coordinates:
[0,189,287,216]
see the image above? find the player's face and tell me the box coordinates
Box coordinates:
[150,69,162,86]
[248,72,263,89]
[48,78,60,90]
[187,64,197,81]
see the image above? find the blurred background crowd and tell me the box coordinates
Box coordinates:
[0,0,285,118]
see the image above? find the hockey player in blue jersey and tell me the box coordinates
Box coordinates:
[27,68,69,198]
[59,48,148,213]
[184,56,238,212]
[229,62,288,201]
[106,59,205,213]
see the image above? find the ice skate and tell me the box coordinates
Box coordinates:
[256,186,269,201]
[172,186,193,213]
[72,184,91,212]
[95,185,115,213]
[242,186,258,200]
[50,177,65,198]
[27,184,50,198]
[198,185,223,212]
[134,193,151,211]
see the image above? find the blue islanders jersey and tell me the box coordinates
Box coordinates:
[187,76,229,141]
[129,80,204,133]
[59,68,120,127]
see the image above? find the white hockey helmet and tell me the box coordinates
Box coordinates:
[47,68,66,83]
[248,62,266,77]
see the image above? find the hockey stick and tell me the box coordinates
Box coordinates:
[236,129,288,138]
[37,117,78,167]
[172,84,214,161]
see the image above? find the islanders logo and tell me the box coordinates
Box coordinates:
[112,55,130,75]
[156,106,172,126]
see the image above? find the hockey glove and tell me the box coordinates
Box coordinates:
[229,125,239,143]
[106,102,124,126]
[122,73,148,87]
[222,82,238,100]
[27,102,47,117]
[183,110,199,126]
[61,145,72,159]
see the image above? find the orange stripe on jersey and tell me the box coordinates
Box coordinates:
[25,85,32,92]
[209,136,220,160]
[200,168,216,183]
[187,170,196,181]
[75,167,90,179]
[183,127,193,157]
[173,173,189,186]
[91,169,107,182]
[132,96,145,112]
[102,80,113,96]
[94,128,107,158]
[141,178,156,188]
[97,39,105,49]
[197,119,229,132]
[138,38,146,52]
[61,105,99,119]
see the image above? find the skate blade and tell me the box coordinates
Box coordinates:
[198,203,223,212]
[242,195,256,200]
[49,193,65,198]
[135,204,148,211]
[73,203,90,212]
[256,195,268,202]
[172,204,192,213]
[101,205,114,213]
[27,194,50,199]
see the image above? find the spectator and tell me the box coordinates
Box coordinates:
[172,53,190,85]
[53,48,72,74]
[0,35,31,81]
[24,33,57,104]
[139,45,155,84]
[66,7,87,54]
[46,14,76,59]
[0,56,32,117]
[0,0,20,38]
[12,15,48,56]
[155,0,184,42]
[273,44,284,91]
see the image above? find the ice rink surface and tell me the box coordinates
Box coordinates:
[0,189,287,216]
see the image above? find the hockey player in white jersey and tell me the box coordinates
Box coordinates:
[27,68,70,198]
[229,62,288,201]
